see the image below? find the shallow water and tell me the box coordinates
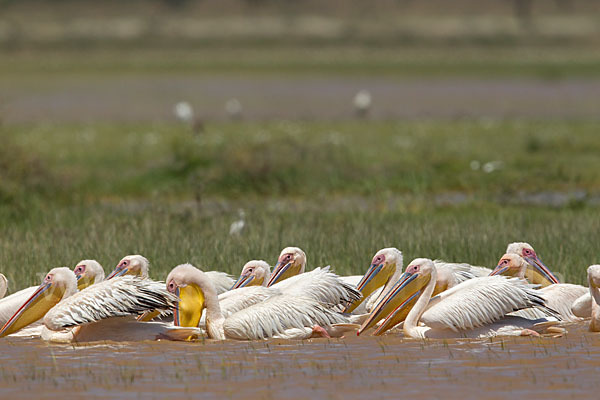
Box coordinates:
[1,323,599,399]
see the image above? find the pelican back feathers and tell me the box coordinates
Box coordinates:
[43,276,178,331]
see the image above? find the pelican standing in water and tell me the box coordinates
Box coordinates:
[490,253,588,321]
[168,264,359,340]
[0,267,198,342]
[107,255,234,295]
[358,258,561,338]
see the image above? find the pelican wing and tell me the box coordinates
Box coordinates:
[272,267,361,307]
[540,283,588,321]
[205,271,235,295]
[434,260,491,280]
[218,286,281,317]
[422,276,549,332]
[223,295,349,340]
[43,276,178,331]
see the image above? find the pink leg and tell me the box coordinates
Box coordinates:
[311,325,331,339]
[520,329,540,337]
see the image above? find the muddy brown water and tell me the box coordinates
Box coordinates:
[0,323,599,399]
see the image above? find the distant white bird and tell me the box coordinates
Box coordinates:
[353,89,372,117]
[174,101,194,123]
[225,98,243,120]
[229,209,246,236]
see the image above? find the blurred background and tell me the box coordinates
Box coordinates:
[1,0,599,286]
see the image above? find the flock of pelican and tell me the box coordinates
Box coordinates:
[0,242,599,343]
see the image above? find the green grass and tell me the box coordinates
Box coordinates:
[1,119,599,291]
[3,120,600,201]
[0,202,597,290]
[0,117,600,290]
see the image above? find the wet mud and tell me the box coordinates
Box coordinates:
[1,323,599,399]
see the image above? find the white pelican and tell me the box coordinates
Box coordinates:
[344,248,479,314]
[106,255,234,295]
[231,260,271,289]
[168,264,358,340]
[587,265,600,332]
[0,274,7,299]
[266,247,307,287]
[266,247,362,289]
[490,253,588,321]
[358,258,561,338]
[73,260,105,290]
[505,242,560,286]
[0,267,198,342]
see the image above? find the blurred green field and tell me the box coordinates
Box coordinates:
[1,119,599,290]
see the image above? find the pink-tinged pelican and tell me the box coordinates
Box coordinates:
[344,248,481,315]
[168,264,358,340]
[358,258,561,338]
[0,267,198,342]
[587,265,600,332]
[266,247,307,287]
[73,260,105,290]
[503,242,560,287]
[0,274,7,299]
[491,253,587,321]
[107,255,234,295]
[231,260,271,289]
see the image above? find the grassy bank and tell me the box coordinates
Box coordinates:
[2,120,599,201]
[0,202,597,290]
[1,119,599,290]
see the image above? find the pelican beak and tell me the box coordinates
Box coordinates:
[137,310,162,322]
[231,274,256,289]
[343,262,396,313]
[76,274,94,290]
[523,255,560,287]
[173,284,205,328]
[489,264,509,277]
[106,266,129,280]
[0,281,65,338]
[357,271,430,336]
[266,260,301,287]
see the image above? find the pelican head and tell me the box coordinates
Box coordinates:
[106,255,149,280]
[231,260,271,289]
[358,258,433,336]
[167,263,215,328]
[266,247,306,287]
[0,274,7,299]
[0,267,77,338]
[344,247,402,313]
[503,242,559,286]
[73,260,105,290]
[588,265,600,289]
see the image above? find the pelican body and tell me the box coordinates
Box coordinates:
[168,264,357,340]
[359,258,560,338]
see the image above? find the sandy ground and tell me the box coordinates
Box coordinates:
[1,75,599,123]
